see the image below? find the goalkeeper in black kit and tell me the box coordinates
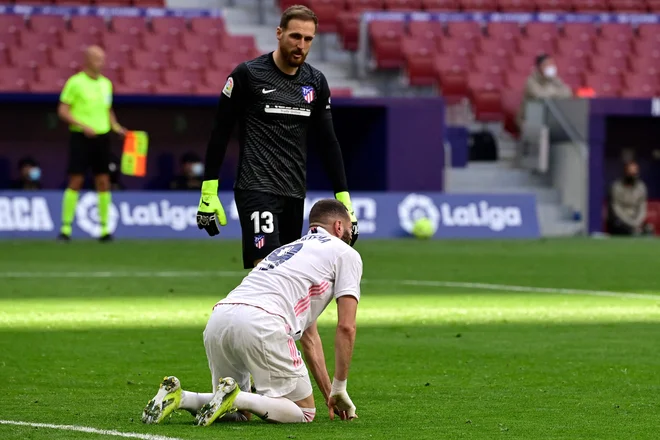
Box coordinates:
[196,5,358,269]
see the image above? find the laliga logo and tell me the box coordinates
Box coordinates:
[76,193,119,237]
[398,194,440,234]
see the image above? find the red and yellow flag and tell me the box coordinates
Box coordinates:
[121,131,149,177]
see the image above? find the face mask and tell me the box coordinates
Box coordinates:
[543,65,557,78]
[28,167,41,181]
[191,162,204,177]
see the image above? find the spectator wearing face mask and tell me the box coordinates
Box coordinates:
[170,152,204,191]
[517,54,573,128]
[607,161,654,236]
[11,157,42,190]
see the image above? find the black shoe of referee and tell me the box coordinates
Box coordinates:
[99,234,114,243]
[57,233,71,242]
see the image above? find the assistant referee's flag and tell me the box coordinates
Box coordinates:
[121,131,149,177]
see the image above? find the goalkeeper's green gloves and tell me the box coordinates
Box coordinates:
[335,191,359,246]
[196,180,227,236]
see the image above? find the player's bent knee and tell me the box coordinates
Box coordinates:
[300,407,316,423]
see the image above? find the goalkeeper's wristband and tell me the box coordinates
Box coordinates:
[331,378,347,395]
[201,179,219,195]
[335,191,353,209]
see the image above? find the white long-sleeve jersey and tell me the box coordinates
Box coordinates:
[215,227,363,340]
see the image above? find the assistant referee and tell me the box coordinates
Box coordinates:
[56,45,126,242]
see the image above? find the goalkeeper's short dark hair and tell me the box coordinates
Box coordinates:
[309,199,351,226]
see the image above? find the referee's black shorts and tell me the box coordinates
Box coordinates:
[67,131,112,176]
[234,189,305,269]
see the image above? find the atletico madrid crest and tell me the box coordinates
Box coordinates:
[301,86,315,104]
[254,235,265,249]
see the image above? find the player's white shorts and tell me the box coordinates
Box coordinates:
[203,303,312,401]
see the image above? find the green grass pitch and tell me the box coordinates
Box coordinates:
[1,239,659,440]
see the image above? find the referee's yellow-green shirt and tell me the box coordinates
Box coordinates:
[59,72,113,135]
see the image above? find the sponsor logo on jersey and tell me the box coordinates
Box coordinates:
[301,86,315,103]
[222,76,234,98]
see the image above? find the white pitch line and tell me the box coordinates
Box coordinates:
[0,420,184,440]
[1,270,659,301]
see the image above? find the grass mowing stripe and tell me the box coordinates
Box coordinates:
[0,420,183,440]
[3,270,658,301]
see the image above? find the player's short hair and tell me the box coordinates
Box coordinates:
[309,199,350,226]
[279,5,318,31]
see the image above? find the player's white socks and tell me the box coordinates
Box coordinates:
[234,391,315,423]
[180,391,214,413]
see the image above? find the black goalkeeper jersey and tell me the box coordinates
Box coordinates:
[203,52,348,199]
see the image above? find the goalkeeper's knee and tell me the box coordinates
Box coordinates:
[301,407,316,423]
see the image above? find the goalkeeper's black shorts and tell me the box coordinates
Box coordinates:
[234,189,305,270]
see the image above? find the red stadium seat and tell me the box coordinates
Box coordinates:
[502,87,524,135]
[307,0,342,33]
[510,54,536,74]
[480,37,517,58]
[608,0,647,12]
[599,23,635,43]
[445,22,482,41]
[279,0,309,10]
[31,67,76,93]
[0,29,21,51]
[122,69,161,93]
[171,51,210,71]
[161,70,203,95]
[181,33,221,54]
[204,69,233,91]
[384,0,424,10]
[142,33,182,52]
[403,38,437,86]
[497,0,537,11]
[210,52,246,70]
[555,55,588,76]
[0,67,37,92]
[556,38,593,55]
[21,31,61,52]
[535,0,571,11]
[487,22,522,41]
[649,0,660,12]
[561,23,596,43]
[472,54,511,72]
[438,37,479,56]
[9,47,50,69]
[408,20,445,41]
[369,21,406,69]
[593,39,631,56]
[468,72,504,95]
[137,0,166,6]
[473,89,504,122]
[222,35,257,57]
[189,17,226,39]
[517,37,555,56]
[69,16,107,35]
[150,17,188,36]
[590,55,628,75]
[336,12,360,51]
[460,0,497,10]
[421,0,460,10]
[60,31,101,50]
[330,88,354,97]
[437,68,469,104]
[636,24,660,46]
[105,49,133,72]
[629,54,660,76]
[132,49,171,71]
[571,0,608,11]
[346,0,384,11]
[0,15,26,34]
[622,74,658,96]
[50,48,83,70]
[524,22,559,42]
[102,33,139,53]
[583,73,622,96]
[29,15,68,35]
[111,17,147,36]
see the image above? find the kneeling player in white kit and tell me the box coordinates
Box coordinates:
[142,199,362,425]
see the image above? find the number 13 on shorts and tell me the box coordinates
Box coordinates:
[251,211,275,234]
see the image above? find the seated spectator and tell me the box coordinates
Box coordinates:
[11,157,42,190]
[607,161,654,236]
[170,152,204,191]
[517,54,573,127]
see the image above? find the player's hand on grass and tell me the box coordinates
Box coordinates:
[328,392,357,421]
[196,180,227,236]
[335,191,359,247]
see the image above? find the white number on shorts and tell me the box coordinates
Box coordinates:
[251,211,274,234]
